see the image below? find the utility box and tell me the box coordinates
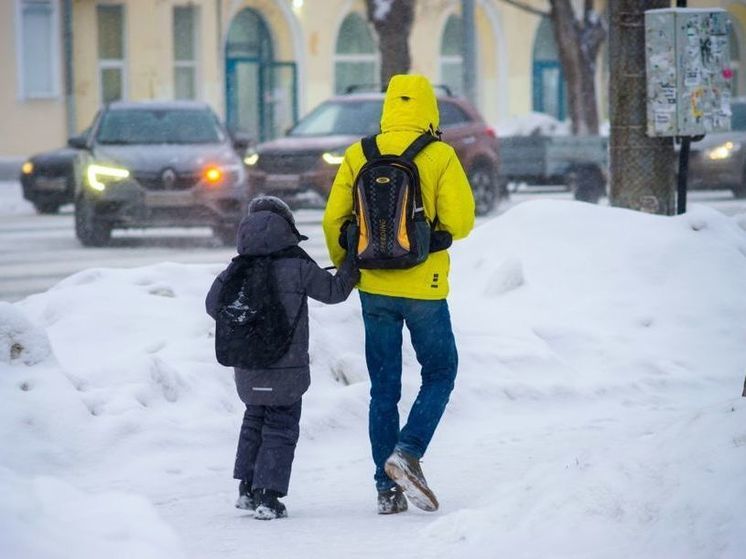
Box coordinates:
[645,8,732,137]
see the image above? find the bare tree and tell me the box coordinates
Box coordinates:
[365,0,416,88]
[501,0,606,135]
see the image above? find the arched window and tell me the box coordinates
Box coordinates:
[334,13,378,94]
[439,15,463,96]
[532,17,567,120]
[224,7,297,142]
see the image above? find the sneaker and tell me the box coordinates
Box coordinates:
[253,488,288,520]
[384,448,439,512]
[377,486,408,515]
[235,479,256,511]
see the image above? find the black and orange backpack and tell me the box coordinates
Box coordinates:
[345,132,448,269]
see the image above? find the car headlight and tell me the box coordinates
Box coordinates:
[705,141,741,160]
[21,161,34,174]
[322,151,345,165]
[243,149,259,166]
[86,163,130,192]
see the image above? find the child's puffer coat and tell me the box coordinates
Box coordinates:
[206,210,358,405]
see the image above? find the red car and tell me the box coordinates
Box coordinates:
[243,90,502,215]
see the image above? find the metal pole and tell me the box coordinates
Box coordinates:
[677,137,690,214]
[62,0,76,137]
[461,0,477,103]
[676,0,689,215]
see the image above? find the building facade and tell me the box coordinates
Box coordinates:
[2,0,745,157]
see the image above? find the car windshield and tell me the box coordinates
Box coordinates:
[289,100,383,137]
[96,109,225,145]
[731,102,746,131]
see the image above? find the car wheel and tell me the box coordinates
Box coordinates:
[469,164,500,216]
[75,196,112,247]
[568,166,605,204]
[213,223,239,246]
[33,201,60,215]
[733,167,746,199]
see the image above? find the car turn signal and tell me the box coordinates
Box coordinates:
[204,166,223,185]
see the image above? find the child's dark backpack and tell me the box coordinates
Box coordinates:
[214,247,309,369]
[346,133,442,269]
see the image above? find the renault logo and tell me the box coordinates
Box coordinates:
[161,168,176,189]
[375,176,390,184]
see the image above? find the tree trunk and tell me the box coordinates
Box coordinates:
[549,0,605,135]
[365,0,416,88]
[498,0,606,136]
[608,0,675,214]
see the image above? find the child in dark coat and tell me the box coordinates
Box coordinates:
[205,196,358,520]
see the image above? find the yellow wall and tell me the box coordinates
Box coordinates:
[0,1,67,156]
[73,0,221,131]
[293,0,356,113]
[1,0,741,156]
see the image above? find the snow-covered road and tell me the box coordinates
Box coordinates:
[1,179,744,303]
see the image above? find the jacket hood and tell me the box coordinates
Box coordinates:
[380,74,440,134]
[236,211,300,256]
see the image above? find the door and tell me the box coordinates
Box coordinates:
[224,7,298,142]
[533,60,566,121]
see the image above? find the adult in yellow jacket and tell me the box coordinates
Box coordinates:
[322,74,475,514]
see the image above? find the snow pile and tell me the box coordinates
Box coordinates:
[0,302,51,364]
[1,200,746,558]
[450,201,746,395]
[0,467,184,559]
[434,201,746,558]
[497,112,571,137]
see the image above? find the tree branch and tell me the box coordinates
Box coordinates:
[497,0,549,18]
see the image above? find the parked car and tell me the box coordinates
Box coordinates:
[20,147,80,214]
[47,101,249,246]
[243,89,503,215]
[498,134,608,204]
[687,98,746,198]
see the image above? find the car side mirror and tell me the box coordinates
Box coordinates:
[231,132,252,152]
[67,135,88,149]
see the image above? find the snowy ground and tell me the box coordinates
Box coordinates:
[2,192,746,558]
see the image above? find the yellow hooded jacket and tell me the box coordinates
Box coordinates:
[322,74,475,300]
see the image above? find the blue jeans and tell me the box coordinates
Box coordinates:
[359,292,458,491]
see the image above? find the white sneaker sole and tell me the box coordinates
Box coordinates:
[384,453,439,512]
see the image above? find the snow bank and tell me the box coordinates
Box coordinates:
[0,468,184,559]
[0,302,51,364]
[1,200,745,558]
[450,201,746,397]
[497,112,571,137]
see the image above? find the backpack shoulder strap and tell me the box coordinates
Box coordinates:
[361,135,381,161]
[271,245,313,262]
[400,133,438,163]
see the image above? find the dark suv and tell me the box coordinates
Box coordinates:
[244,91,502,214]
[67,101,248,246]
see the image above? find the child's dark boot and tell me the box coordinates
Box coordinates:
[253,488,288,520]
[235,479,256,511]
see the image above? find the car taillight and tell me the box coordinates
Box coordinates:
[204,166,223,185]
